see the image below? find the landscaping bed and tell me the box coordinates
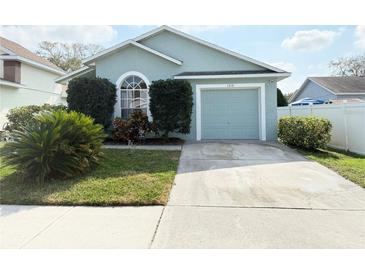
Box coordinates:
[299,148,365,188]
[0,147,180,206]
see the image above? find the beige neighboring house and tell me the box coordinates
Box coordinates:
[0,37,66,128]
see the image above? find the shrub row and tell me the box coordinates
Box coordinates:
[278,116,332,150]
[6,104,67,131]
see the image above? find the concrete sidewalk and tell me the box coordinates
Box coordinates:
[0,205,163,248]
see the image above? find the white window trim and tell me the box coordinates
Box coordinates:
[115,71,151,120]
[196,83,266,141]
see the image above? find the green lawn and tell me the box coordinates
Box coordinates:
[0,147,180,206]
[299,148,365,188]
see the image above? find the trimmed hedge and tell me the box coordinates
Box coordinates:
[67,77,116,129]
[149,79,193,138]
[278,116,332,150]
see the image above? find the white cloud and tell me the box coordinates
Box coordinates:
[281,29,341,52]
[0,25,118,50]
[172,25,229,33]
[354,25,365,50]
[269,61,296,72]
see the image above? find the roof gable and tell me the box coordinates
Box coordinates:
[309,77,365,94]
[135,26,285,72]
[291,76,365,101]
[83,25,287,73]
[0,36,63,72]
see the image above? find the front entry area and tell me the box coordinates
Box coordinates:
[201,89,259,139]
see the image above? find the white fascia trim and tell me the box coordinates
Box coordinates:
[83,40,182,66]
[55,66,95,83]
[174,72,290,80]
[0,45,16,55]
[135,25,286,73]
[0,55,65,75]
[0,79,24,88]
[195,83,266,141]
[130,41,182,65]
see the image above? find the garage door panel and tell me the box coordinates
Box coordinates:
[201,89,259,139]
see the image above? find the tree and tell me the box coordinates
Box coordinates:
[277,88,288,107]
[149,79,193,139]
[36,41,104,72]
[329,54,365,77]
[284,91,295,103]
[66,77,116,129]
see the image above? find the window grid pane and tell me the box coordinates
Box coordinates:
[120,75,148,119]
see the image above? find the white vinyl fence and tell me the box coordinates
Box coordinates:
[277,103,365,155]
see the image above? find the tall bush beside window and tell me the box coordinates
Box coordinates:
[149,79,193,138]
[67,77,116,129]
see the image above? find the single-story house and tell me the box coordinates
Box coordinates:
[57,25,290,141]
[0,37,66,128]
[290,76,365,103]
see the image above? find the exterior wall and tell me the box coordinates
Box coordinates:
[295,81,336,101]
[0,63,66,127]
[95,32,279,141]
[139,31,266,72]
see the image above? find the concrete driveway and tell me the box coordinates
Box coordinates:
[152,141,365,248]
[2,141,365,248]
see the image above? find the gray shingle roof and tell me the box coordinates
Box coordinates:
[309,76,365,94]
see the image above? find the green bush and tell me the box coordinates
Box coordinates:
[112,111,150,143]
[6,104,67,131]
[149,79,193,138]
[277,88,288,107]
[66,77,116,129]
[278,116,332,150]
[1,110,106,183]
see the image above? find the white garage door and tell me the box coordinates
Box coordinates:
[201,89,259,139]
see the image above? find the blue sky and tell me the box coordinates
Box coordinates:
[1,25,364,94]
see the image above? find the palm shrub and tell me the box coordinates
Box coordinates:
[1,110,106,183]
[278,116,332,150]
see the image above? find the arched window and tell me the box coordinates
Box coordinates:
[120,74,149,119]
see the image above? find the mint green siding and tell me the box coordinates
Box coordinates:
[140,31,266,72]
[201,89,259,139]
[95,30,280,141]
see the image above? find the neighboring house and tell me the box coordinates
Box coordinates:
[290,76,365,103]
[0,37,66,128]
[57,25,290,141]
